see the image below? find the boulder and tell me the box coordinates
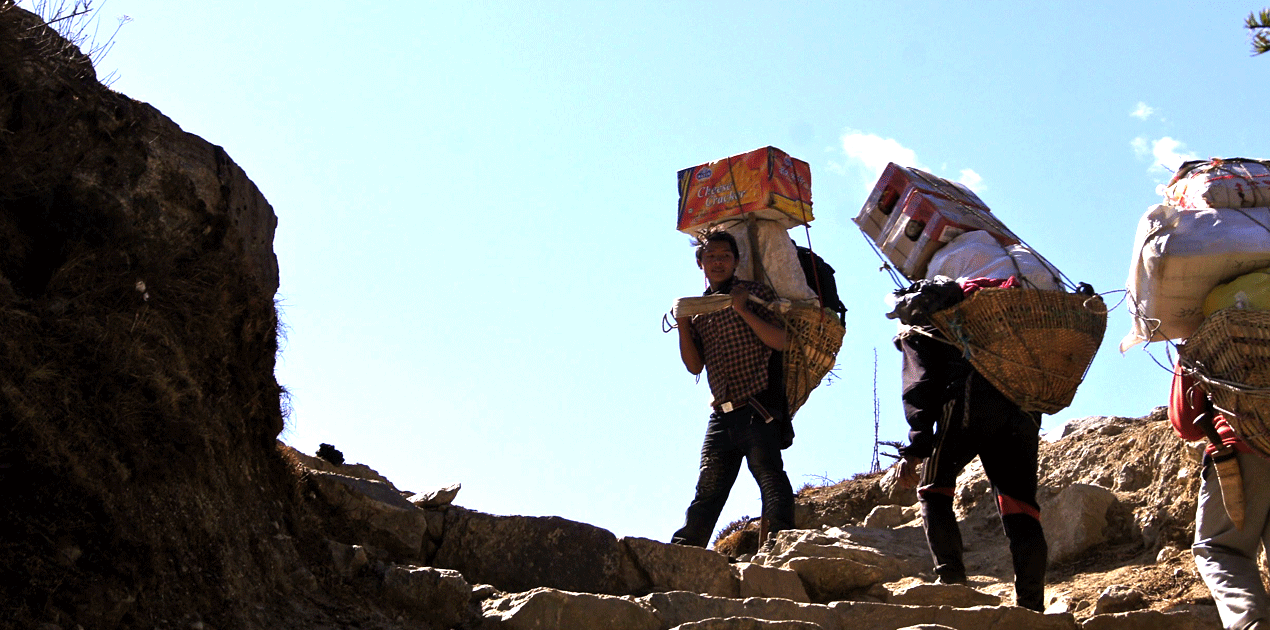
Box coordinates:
[827,600,1079,630]
[1114,459,1152,492]
[756,529,926,602]
[286,445,396,485]
[885,583,1001,608]
[862,504,911,529]
[621,537,738,597]
[410,482,462,508]
[644,594,1080,630]
[1040,484,1119,564]
[783,556,899,602]
[1052,415,1136,441]
[1081,609,1217,630]
[671,618,824,630]
[480,587,659,630]
[382,565,472,629]
[640,591,842,630]
[434,508,644,595]
[735,563,810,603]
[424,508,445,541]
[307,470,427,558]
[877,464,919,506]
[326,540,368,578]
[1092,585,1146,615]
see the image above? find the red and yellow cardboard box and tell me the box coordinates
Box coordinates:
[677,147,813,234]
[875,182,1016,281]
[854,162,987,242]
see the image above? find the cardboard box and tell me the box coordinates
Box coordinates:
[855,185,896,242]
[879,188,1017,280]
[677,147,813,234]
[855,163,987,246]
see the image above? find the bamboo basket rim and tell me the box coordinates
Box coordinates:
[929,288,1107,414]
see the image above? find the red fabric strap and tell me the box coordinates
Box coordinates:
[918,485,955,499]
[998,494,1040,520]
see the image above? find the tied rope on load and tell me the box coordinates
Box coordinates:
[667,223,844,420]
[666,149,844,420]
[1129,158,1270,461]
[666,277,845,421]
[1119,158,1270,529]
[862,168,1108,415]
[665,289,843,419]
[929,287,1107,414]
[1180,308,1270,462]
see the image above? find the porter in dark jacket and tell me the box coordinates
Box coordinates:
[893,281,1048,612]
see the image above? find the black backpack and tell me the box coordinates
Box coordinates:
[795,244,846,324]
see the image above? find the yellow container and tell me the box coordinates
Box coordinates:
[1204,268,1270,315]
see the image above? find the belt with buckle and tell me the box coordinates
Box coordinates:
[714,397,776,423]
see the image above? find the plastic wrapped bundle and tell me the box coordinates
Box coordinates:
[925,230,1061,291]
[715,219,817,302]
[1122,204,1270,350]
[1163,158,1270,209]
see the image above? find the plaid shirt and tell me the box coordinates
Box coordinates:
[690,279,782,407]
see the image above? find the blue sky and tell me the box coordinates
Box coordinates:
[52,1,1269,541]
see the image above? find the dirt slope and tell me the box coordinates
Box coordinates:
[784,409,1223,621]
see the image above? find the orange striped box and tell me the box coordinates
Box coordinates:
[677,147,813,234]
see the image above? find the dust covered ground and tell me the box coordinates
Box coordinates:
[769,408,1231,622]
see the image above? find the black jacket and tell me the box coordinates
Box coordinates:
[896,328,976,459]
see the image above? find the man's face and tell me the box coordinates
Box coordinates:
[699,241,737,287]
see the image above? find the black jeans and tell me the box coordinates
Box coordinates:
[918,376,1047,611]
[671,406,794,547]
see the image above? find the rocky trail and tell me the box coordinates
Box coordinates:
[277,408,1226,629]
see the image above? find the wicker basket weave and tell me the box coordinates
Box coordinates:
[1179,308,1270,459]
[783,304,846,418]
[929,289,1107,414]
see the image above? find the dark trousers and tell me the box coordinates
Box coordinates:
[671,407,794,547]
[918,378,1048,611]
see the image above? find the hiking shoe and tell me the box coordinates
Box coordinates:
[935,573,966,586]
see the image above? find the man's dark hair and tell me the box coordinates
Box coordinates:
[694,228,740,263]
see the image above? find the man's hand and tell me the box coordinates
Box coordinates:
[676,315,704,375]
[730,285,750,312]
[729,284,786,350]
[898,456,923,489]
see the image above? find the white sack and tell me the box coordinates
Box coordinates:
[1122,204,1270,351]
[925,230,1061,290]
[1163,160,1270,209]
[719,219,817,302]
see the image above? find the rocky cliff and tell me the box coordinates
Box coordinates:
[0,5,1234,629]
[1,5,298,628]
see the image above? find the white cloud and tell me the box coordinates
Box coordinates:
[1131,136,1149,157]
[1131,102,1154,120]
[957,169,984,193]
[838,130,986,193]
[839,130,923,180]
[1133,136,1198,173]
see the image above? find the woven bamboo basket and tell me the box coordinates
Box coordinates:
[1179,308,1270,459]
[929,289,1107,414]
[783,304,846,418]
